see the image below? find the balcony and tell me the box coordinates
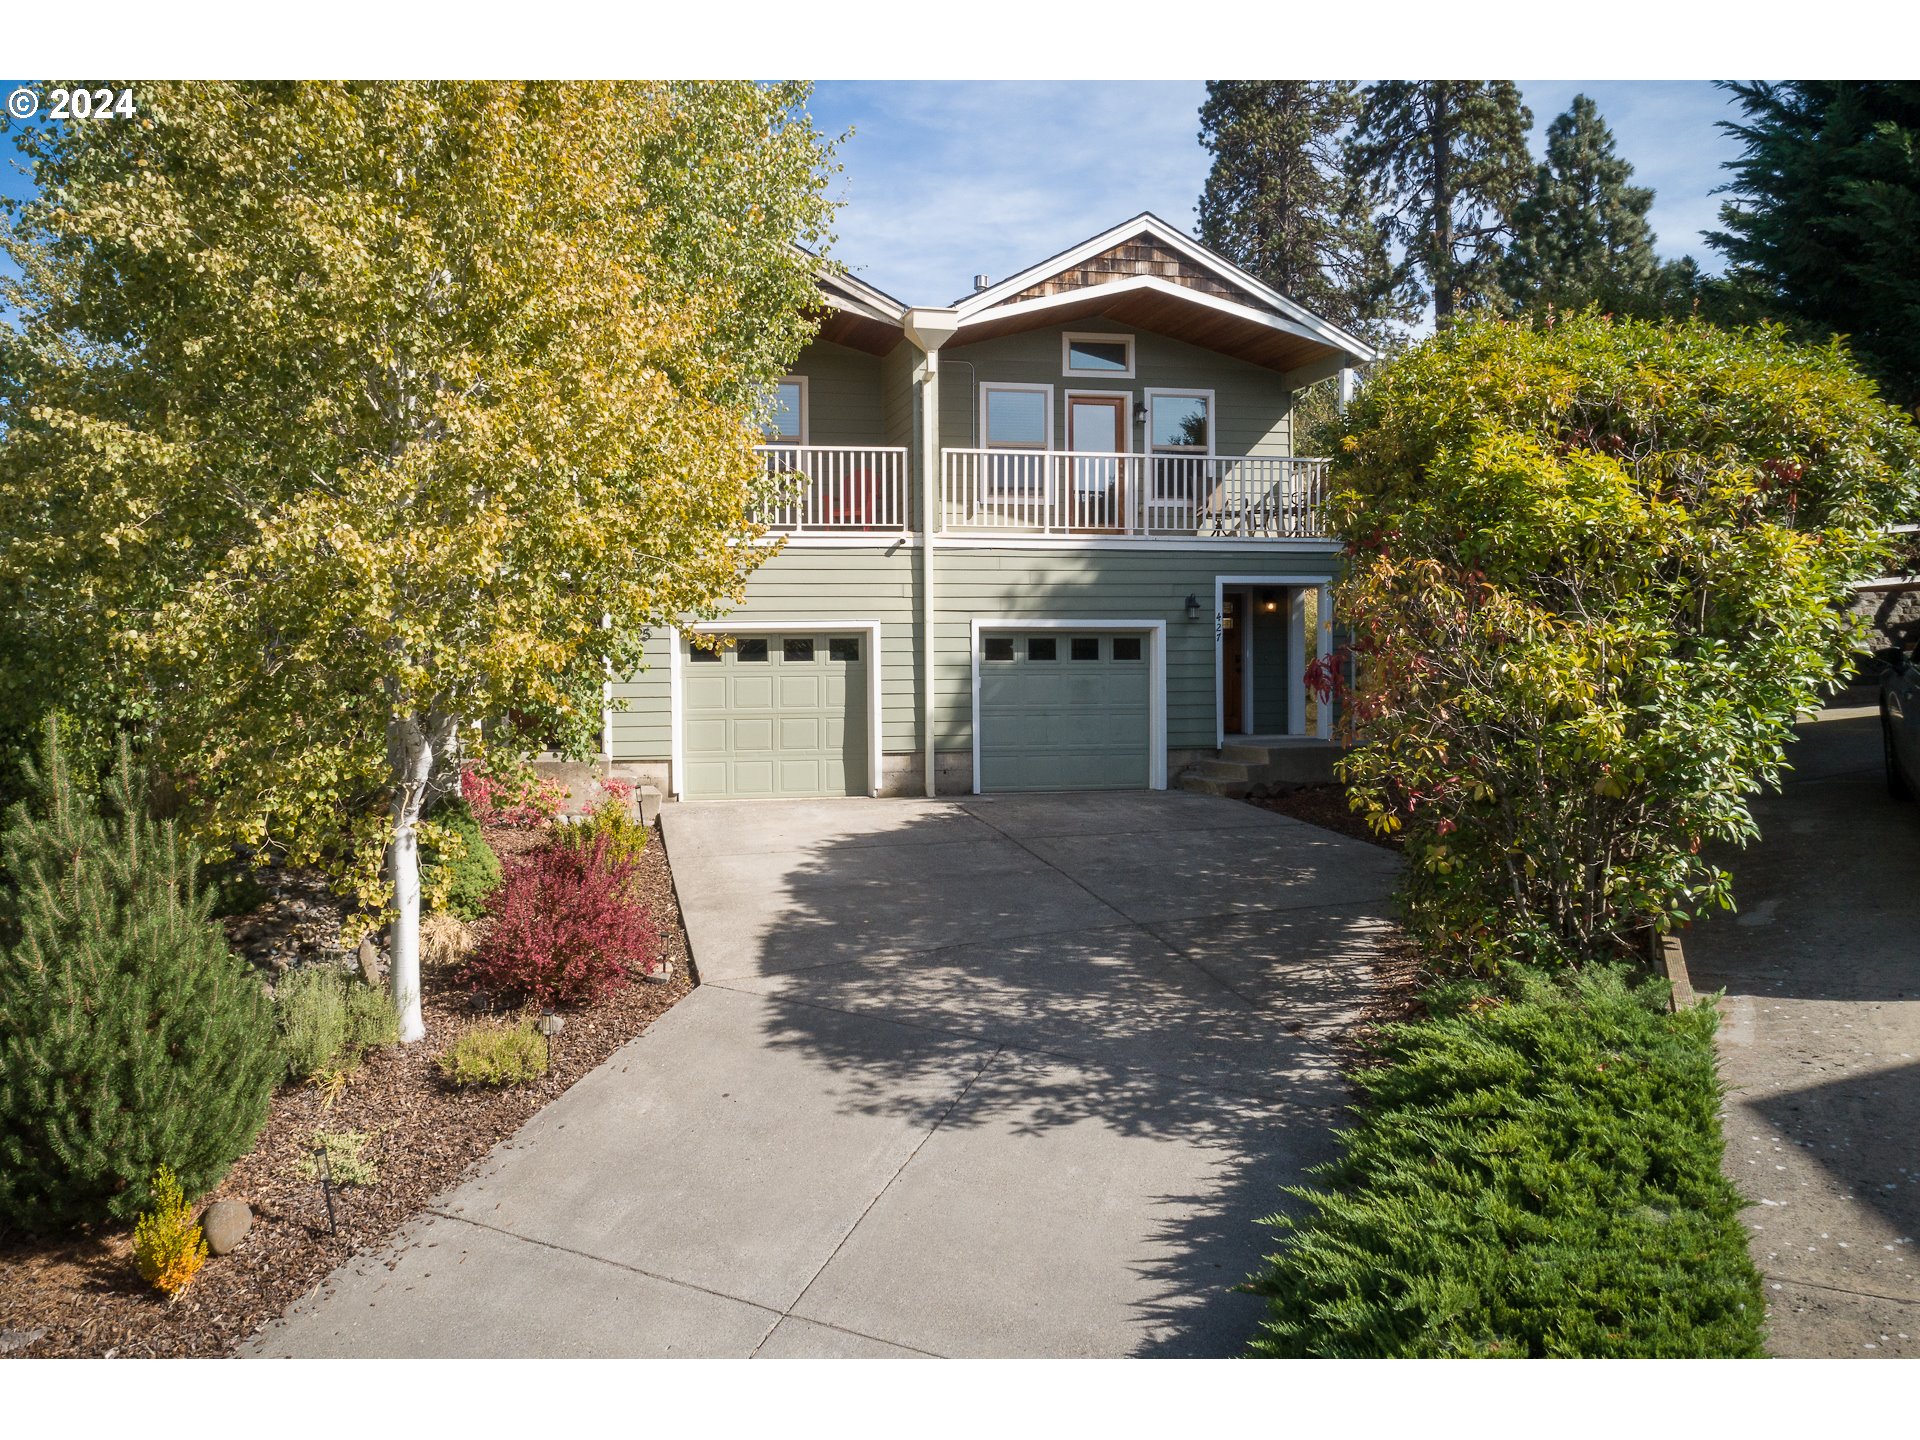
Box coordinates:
[755,445,911,535]
[939,449,1330,540]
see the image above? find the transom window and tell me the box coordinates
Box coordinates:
[764,377,808,444]
[1063,332,1135,378]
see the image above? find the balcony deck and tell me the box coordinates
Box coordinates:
[754,445,1332,541]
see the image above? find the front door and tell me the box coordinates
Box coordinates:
[1223,593,1246,733]
[1066,394,1128,530]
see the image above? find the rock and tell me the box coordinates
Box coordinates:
[358,936,382,986]
[200,1199,252,1255]
[0,1327,46,1355]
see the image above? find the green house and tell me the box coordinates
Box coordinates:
[605,214,1375,801]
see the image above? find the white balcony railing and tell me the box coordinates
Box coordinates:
[755,445,910,535]
[939,449,1329,539]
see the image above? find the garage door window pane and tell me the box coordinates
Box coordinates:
[783,638,814,662]
[984,637,1015,661]
[1028,637,1057,661]
[689,644,721,662]
[738,638,769,662]
[1112,637,1142,661]
[830,638,860,662]
[1071,637,1100,661]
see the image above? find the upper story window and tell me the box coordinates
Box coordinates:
[1063,332,1135,378]
[764,376,808,444]
[981,383,1052,450]
[1148,390,1212,454]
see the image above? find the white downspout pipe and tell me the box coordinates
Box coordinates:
[903,308,960,799]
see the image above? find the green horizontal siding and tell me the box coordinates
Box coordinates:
[938,323,1292,458]
[608,543,1340,763]
[792,339,889,447]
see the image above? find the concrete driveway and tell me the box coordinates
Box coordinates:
[246,790,1399,1358]
[1685,701,1920,1356]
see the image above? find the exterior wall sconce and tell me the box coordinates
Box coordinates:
[1133,399,1149,424]
[1184,593,1202,622]
[1261,591,1279,613]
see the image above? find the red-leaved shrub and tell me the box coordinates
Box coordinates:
[459,834,661,1007]
[460,762,566,830]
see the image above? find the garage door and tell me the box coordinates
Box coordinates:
[978,631,1150,791]
[684,633,868,798]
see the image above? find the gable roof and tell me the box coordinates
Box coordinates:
[950,213,1378,368]
[809,260,908,355]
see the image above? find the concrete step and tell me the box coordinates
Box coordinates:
[1187,758,1254,782]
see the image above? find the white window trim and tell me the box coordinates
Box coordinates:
[1062,389,1134,456]
[1212,574,1334,748]
[1143,387,1217,456]
[667,618,884,799]
[979,381,1054,451]
[767,374,809,445]
[970,617,1167,793]
[1062,330,1136,380]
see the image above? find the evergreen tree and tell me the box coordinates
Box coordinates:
[0,721,279,1231]
[1709,81,1920,411]
[1196,81,1416,339]
[1504,95,1660,315]
[1349,81,1534,324]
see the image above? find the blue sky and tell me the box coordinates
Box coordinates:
[2,80,1747,311]
[804,80,1747,305]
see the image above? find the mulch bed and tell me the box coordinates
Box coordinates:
[0,819,696,1359]
[1248,784,1428,1063]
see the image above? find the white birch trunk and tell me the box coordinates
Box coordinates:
[387,711,453,1044]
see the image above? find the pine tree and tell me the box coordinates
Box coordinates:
[1196,81,1416,339]
[1348,81,1535,324]
[1709,81,1920,411]
[1503,95,1660,315]
[0,720,279,1231]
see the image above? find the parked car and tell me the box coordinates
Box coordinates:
[1880,640,1920,799]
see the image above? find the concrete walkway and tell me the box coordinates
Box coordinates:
[1686,704,1920,1357]
[245,790,1398,1358]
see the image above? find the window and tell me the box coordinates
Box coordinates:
[983,636,1015,661]
[1063,332,1134,378]
[783,638,814,662]
[1028,637,1057,661]
[764,377,808,444]
[689,642,722,663]
[1149,391,1211,452]
[738,638,769,662]
[1112,636,1143,662]
[1071,637,1100,661]
[1147,390,1214,500]
[982,385,1051,449]
[829,637,860,662]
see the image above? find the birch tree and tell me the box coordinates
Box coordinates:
[0,81,835,1039]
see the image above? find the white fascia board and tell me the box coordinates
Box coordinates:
[953,276,1342,356]
[955,213,1378,364]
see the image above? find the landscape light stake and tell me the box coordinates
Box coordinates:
[314,1142,337,1236]
[538,1008,564,1070]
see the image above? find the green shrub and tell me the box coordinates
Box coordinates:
[299,1129,379,1187]
[205,863,271,920]
[1331,315,1920,970]
[438,1018,549,1088]
[555,794,647,871]
[276,966,399,1083]
[1247,966,1766,1358]
[422,798,503,921]
[0,723,280,1230]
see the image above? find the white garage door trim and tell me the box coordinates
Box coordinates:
[668,619,884,799]
[969,617,1167,794]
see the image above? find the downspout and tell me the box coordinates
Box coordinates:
[903,308,961,798]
